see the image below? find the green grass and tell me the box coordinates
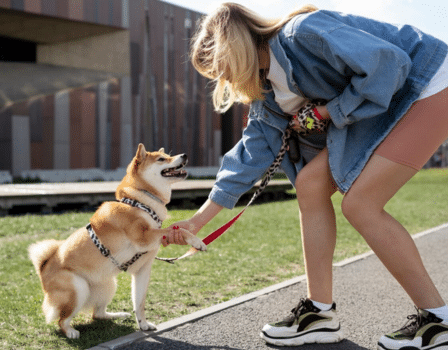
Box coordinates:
[1,169,448,349]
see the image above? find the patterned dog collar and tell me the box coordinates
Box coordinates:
[120,197,163,228]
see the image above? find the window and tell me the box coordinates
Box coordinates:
[0,36,36,62]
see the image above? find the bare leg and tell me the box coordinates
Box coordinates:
[341,155,445,309]
[295,148,338,304]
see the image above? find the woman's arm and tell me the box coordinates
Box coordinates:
[192,199,224,232]
[164,114,281,246]
[164,114,280,246]
[292,11,412,128]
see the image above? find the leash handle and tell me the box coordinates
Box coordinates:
[156,128,291,263]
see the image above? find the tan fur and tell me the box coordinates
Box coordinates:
[28,144,206,338]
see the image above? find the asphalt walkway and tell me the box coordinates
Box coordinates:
[92,223,448,350]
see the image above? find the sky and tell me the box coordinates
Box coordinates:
[161,0,448,44]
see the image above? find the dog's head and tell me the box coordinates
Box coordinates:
[130,144,188,185]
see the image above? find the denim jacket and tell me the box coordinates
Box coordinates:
[209,10,448,209]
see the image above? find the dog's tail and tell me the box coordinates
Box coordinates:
[28,240,61,276]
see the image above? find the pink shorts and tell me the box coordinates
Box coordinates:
[374,87,448,170]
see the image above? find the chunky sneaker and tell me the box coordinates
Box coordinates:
[378,308,448,350]
[260,298,344,346]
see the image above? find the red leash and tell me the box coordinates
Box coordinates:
[203,208,246,245]
[155,129,291,264]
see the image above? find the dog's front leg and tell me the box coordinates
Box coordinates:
[179,228,207,251]
[131,251,158,331]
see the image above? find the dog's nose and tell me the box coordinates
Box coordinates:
[181,154,188,161]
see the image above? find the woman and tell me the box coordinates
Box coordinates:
[164,3,448,349]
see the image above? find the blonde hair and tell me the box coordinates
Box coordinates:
[191,2,318,113]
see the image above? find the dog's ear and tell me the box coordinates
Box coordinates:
[158,148,165,154]
[136,144,147,162]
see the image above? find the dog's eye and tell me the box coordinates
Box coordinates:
[157,157,166,162]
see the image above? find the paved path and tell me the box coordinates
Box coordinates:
[93,224,448,350]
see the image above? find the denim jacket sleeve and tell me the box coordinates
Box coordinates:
[291,12,413,129]
[209,116,277,209]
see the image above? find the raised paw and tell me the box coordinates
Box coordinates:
[185,236,207,251]
[192,237,207,252]
[196,240,207,252]
[180,228,207,252]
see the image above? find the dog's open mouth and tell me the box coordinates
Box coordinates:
[161,162,188,178]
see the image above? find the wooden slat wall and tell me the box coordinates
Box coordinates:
[0,0,247,176]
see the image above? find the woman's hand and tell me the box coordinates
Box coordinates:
[161,199,223,247]
[161,220,195,247]
[291,103,330,135]
[315,105,330,120]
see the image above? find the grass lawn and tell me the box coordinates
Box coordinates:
[1,169,448,349]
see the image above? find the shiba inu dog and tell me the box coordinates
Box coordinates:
[28,144,206,338]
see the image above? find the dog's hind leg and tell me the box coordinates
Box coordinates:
[131,252,157,331]
[92,278,131,319]
[57,273,90,339]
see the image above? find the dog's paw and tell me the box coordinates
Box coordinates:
[185,236,207,251]
[139,320,157,331]
[196,240,207,252]
[65,327,80,339]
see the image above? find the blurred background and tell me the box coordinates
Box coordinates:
[0,0,447,186]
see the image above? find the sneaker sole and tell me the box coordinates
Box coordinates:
[260,329,344,346]
[377,342,448,350]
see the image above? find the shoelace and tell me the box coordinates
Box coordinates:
[401,315,423,335]
[399,307,440,335]
[290,299,318,319]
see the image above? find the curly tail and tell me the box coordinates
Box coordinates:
[28,240,61,275]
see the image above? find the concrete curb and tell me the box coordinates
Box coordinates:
[89,222,448,350]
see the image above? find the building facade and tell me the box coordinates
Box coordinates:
[0,0,246,177]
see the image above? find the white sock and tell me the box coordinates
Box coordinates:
[311,299,332,311]
[425,305,448,321]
